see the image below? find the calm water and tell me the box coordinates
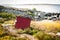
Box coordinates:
[0,4,60,13]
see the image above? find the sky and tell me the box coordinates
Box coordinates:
[1,4,60,13]
[0,0,60,13]
[0,0,60,4]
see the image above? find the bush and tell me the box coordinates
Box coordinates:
[0,12,16,20]
[0,20,4,23]
[20,27,39,35]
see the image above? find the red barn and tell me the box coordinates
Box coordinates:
[15,16,31,29]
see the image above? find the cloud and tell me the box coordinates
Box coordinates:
[0,0,60,4]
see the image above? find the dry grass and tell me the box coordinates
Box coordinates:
[30,20,60,32]
[3,20,60,32]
